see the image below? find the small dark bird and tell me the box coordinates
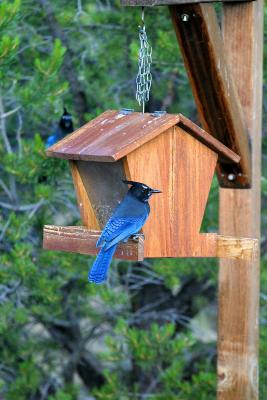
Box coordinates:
[88,180,161,284]
[46,107,74,148]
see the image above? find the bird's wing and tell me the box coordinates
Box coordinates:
[97,216,147,250]
[96,217,126,247]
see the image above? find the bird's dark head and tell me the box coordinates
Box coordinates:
[123,180,161,203]
[59,107,73,133]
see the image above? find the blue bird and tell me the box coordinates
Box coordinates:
[46,107,74,148]
[88,180,161,284]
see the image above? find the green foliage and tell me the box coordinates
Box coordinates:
[48,388,77,400]
[0,0,20,73]
[93,321,215,399]
[0,35,20,66]
[20,39,68,107]
[7,359,42,400]
[0,0,20,32]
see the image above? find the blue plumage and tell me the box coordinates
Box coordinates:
[46,134,60,148]
[88,180,161,284]
[88,245,117,284]
[46,107,74,148]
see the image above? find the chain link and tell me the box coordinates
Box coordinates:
[136,24,152,113]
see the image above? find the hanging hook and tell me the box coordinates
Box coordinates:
[138,6,145,34]
[141,6,145,25]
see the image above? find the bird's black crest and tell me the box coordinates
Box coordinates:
[122,179,148,188]
[63,106,70,115]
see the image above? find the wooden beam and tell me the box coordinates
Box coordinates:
[169,4,251,188]
[43,225,144,261]
[43,226,257,261]
[121,0,253,5]
[218,1,263,399]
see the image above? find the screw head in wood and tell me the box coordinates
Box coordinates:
[181,14,189,22]
[227,173,236,181]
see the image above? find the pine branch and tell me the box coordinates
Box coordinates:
[39,0,89,125]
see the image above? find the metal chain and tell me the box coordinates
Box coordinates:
[136,10,152,114]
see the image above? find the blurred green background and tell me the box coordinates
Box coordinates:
[0,1,266,399]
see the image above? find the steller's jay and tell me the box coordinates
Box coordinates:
[88,180,161,284]
[46,107,74,148]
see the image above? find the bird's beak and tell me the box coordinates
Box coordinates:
[151,188,162,194]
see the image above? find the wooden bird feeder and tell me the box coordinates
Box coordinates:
[43,110,257,261]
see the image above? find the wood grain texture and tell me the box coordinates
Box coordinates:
[121,0,253,5]
[43,226,257,262]
[218,1,263,399]
[177,114,240,164]
[216,236,258,261]
[46,110,180,162]
[125,126,218,257]
[43,225,144,261]
[69,161,100,229]
[169,4,251,188]
[46,110,239,166]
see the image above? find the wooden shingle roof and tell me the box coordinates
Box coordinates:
[46,110,240,164]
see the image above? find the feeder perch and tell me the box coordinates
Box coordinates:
[43,110,258,261]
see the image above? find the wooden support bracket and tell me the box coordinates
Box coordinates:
[43,225,258,262]
[169,3,251,188]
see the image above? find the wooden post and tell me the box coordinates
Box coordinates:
[218,1,263,399]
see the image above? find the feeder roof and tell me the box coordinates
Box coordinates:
[46,110,240,164]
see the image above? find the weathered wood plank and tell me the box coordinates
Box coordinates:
[43,225,144,261]
[46,110,239,167]
[43,225,257,261]
[169,4,251,188]
[121,0,253,5]
[46,110,180,162]
[218,1,263,399]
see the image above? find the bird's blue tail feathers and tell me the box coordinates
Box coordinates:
[88,245,117,284]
